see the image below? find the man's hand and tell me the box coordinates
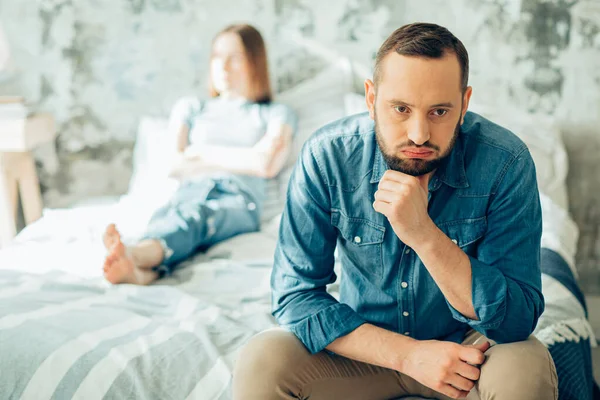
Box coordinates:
[401,340,491,399]
[373,170,436,248]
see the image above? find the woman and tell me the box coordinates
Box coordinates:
[102,24,296,285]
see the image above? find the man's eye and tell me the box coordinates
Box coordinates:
[394,106,408,113]
[432,109,448,117]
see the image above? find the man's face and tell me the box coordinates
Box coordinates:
[366,52,472,177]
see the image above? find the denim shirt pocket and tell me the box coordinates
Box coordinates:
[437,216,487,256]
[331,209,386,278]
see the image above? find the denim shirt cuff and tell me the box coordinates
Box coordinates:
[289,303,366,354]
[446,256,508,330]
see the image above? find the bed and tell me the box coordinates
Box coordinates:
[0,60,596,400]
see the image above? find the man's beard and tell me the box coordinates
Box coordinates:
[375,109,461,177]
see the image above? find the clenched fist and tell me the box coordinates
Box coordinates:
[402,339,491,399]
[373,170,436,248]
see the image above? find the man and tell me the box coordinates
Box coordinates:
[233,23,557,400]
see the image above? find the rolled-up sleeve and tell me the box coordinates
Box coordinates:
[447,148,544,343]
[168,96,203,129]
[271,140,366,354]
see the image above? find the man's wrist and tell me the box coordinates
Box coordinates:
[409,219,441,252]
[389,333,418,373]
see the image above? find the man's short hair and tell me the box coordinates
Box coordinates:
[374,23,469,92]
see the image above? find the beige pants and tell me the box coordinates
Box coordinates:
[232,328,557,400]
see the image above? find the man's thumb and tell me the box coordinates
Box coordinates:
[469,341,491,353]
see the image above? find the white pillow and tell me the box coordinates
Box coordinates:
[467,102,569,209]
[344,92,368,117]
[343,93,569,209]
[265,61,354,219]
[277,60,353,168]
[128,117,179,202]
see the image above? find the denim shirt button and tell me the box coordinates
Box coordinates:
[401,282,408,289]
[403,311,409,317]
[404,248,410,254]
[353,236,362,244]
[451,239,458,245]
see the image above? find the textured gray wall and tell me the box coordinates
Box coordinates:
[1,0,599,280]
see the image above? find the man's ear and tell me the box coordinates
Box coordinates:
[461,86,473,124]
[365,79,376,120]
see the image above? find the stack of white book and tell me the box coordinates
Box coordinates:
[0,96,27,118]
[0,96,54,152]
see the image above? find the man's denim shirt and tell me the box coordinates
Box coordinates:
[271,111,544,355]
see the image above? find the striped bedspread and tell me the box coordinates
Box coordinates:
[0,256,277,400]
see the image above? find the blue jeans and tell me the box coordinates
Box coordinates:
[142,178,260,275]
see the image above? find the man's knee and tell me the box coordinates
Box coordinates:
[233,329,308,399]
[477,336,557,399]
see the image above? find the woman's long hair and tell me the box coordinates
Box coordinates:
[208,24,272,103]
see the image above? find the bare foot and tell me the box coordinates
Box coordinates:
[103,223,121,250]
[102,229,159,285]
[103,241,139,284]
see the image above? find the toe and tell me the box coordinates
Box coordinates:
[103,224,121,248]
